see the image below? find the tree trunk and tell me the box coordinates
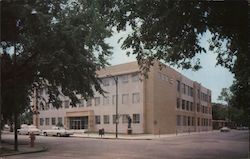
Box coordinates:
[14,113,18,151]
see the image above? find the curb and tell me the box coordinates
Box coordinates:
[71,135,152,140]
[0,146,48,157]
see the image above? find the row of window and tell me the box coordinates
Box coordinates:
[176,98,211,114]
[95,114,140,124]
[176,81,211,102]
[157,72,174,84]
[177,81,194,97]
[176,115,212,127]
[102,73,139,87]
[39,93,140,110]
[176,98,194,111]
[40,117,63,126]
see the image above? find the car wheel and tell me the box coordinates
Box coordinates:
[44,132,48,136]
[57,133,61,137]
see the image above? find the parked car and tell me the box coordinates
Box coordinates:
[220,127,230,132]
[17,125,41,135]
[42,126,73,137]
[236,126,249,130]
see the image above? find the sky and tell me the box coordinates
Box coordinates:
[106,30,235,103]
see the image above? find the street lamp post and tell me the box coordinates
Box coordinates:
[108,75,118,138]
[114,76,118,139]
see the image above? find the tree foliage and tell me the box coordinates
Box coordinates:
[110,0,249,112]
[1,0,113,115]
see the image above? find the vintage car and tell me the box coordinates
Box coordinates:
[220,127,230,132]
[42,126,73,137]
[17,125,41,135]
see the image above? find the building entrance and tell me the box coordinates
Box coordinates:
[69,117,88,129]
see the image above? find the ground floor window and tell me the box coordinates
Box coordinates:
[104,115,110,124]
[51,117,56,125]
[95,116,101,124]
[40,118,44,126]
[176,115,181,126]
[133,114,140,123]
[45,118,50,125]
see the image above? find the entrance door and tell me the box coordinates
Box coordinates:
[69,117,88,129]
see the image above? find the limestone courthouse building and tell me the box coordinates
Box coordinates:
[33,61,212,134]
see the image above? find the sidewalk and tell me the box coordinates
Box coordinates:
[0,141,47,157]
[72,130,217,140]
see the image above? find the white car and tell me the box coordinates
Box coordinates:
[42,126,73,137]
[220,127,230,132]
[17,125,41,135]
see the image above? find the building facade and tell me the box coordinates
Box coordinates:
[33,61,212,134]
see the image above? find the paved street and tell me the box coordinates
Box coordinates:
[2,130,249,159]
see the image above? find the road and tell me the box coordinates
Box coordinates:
[2,130,249,159]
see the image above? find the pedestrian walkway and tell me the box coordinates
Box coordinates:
[72,130,217,140]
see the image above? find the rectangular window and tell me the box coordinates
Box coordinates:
[176,115,181,126]
[190,102,193,111]
[133,114,140,123]
[103,96,110,105]
[45,118,50,125]
[197,117,200,126]
[177,80,180,91]
[121,75,129,83]
[112,95,117,105]
[122,94,129,104]
[182,83,186,94]
[182,99,185,110]
[103,115,110,124]
[192,117,195,126]
[95,116,101,124]
[186,101,189,111]
[102,78,109,86]
[40,118,44,126]
[79,99,84,107]
[51,117,56,125]
[122,114,129,123]
[57,117,63,126]
[190,88,193,97]
[64,100,70,108]
[197,89,200,99]
[86,98,92,107]
[197,104,200,112]
[112,115,119,124]
[187,116,191,126]
[131,73,139,82]
[183,116,186,126]
[94,97,100,106]
[132,93,140,104]
[176,98,180,109]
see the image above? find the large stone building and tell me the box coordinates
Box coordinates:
[33,61,212,134]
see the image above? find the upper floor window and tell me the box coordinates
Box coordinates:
[94,97,100,106]
[132,93,140,104]
[102,78,109,86]
[121,75,129,83]
[131,73,139,82]
[103,96,110,105]
[64,100,70,109]
[182,99,185,110]
[122,94,129,104]
[86,98,92,107]
[177,80,180,91]
[176,98,180,109]
[79,99,84,107]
